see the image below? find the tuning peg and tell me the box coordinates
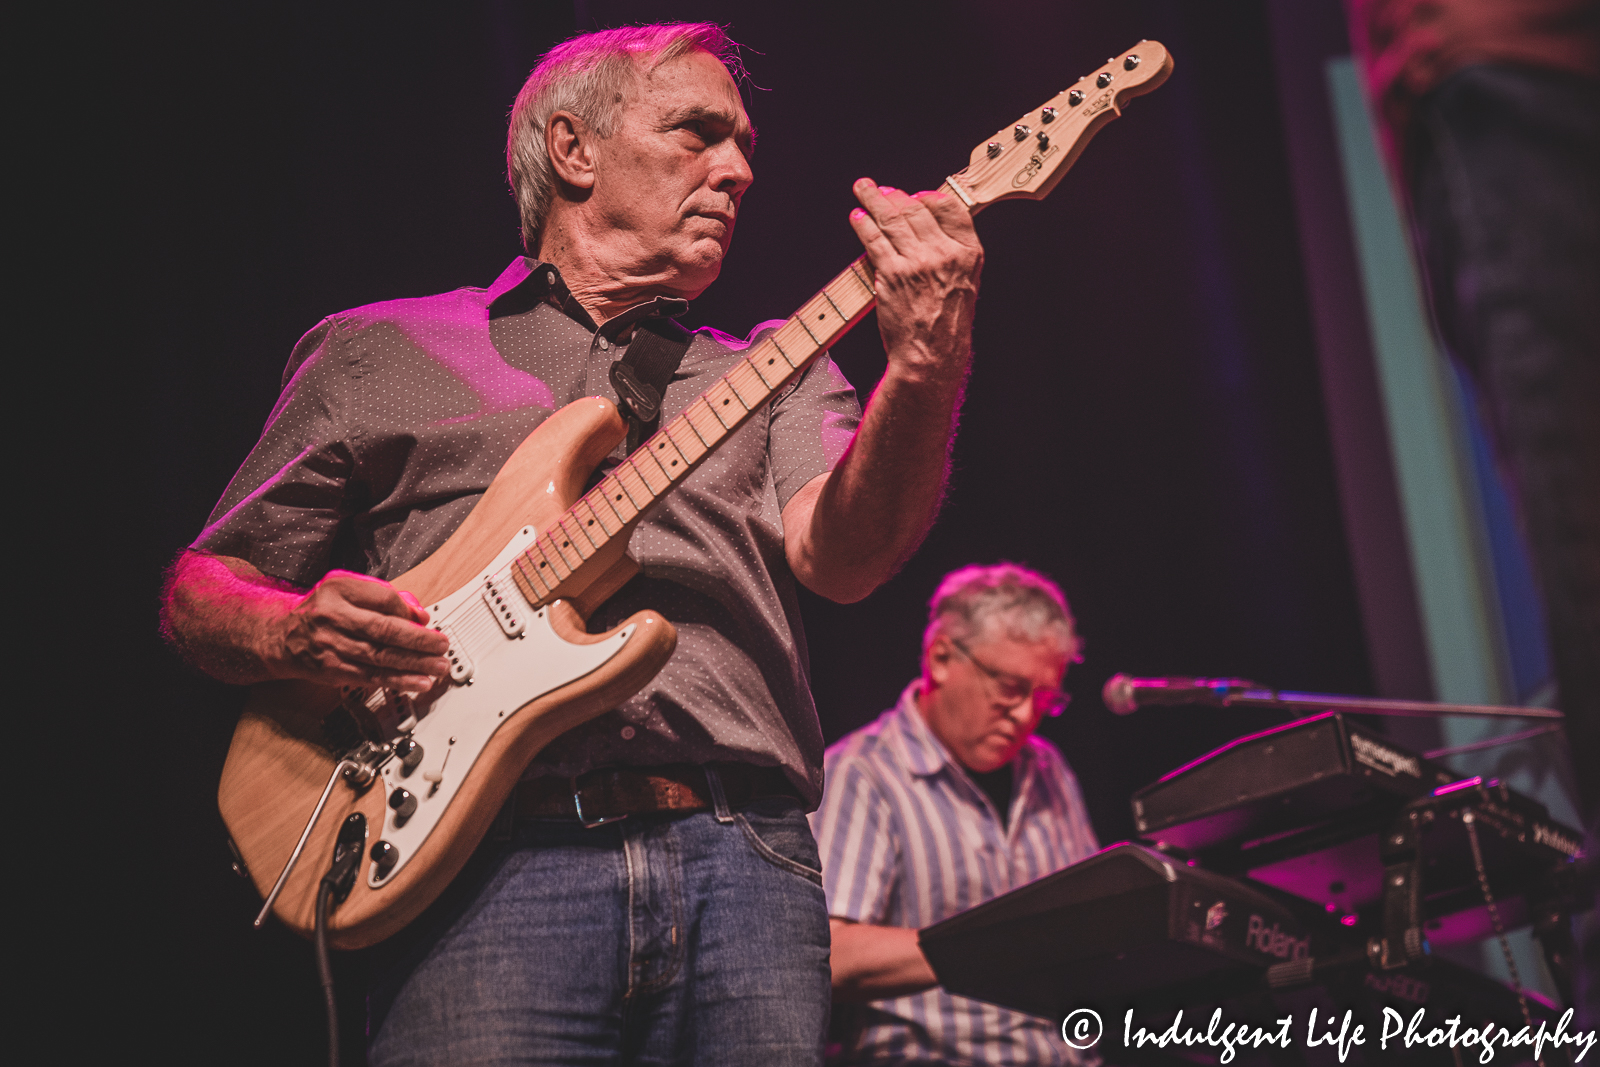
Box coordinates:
[1097,72,1112,88]
[1041,107,1057,124]
[1069,89,1084,106]
[1013,124,1030,141]
[1125,54,1141,70]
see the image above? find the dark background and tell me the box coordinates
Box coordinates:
[120,0,1373,1059]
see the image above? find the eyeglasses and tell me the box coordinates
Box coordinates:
[948,638,1071,717]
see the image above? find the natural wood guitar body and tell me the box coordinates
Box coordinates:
[219,399,677,948]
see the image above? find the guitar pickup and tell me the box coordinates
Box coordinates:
[359,686,418,734]
[482,575,525,637]
[436,626,474,684]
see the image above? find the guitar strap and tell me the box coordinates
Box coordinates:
[609,315,693,453]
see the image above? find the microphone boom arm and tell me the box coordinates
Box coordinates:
[1102,673,1563,721]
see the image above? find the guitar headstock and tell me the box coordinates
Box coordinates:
[946,41,1172,213]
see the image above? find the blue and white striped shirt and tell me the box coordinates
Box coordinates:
[811,683,1101,1065]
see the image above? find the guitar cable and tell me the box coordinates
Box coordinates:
[315,813,369,1067]
[315,881,340,1067]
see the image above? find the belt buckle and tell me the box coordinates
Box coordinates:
[572,774,627,829]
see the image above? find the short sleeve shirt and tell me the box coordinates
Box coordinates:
[193,257,861,802]
[810,683,1101,1064]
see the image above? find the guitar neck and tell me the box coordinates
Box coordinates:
[509,249,893,608]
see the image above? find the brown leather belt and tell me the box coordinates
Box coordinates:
[516,763,799,827]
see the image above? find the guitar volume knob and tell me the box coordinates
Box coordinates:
[394,737,424,775]
[389,788,418,824]
[370,840,399,879]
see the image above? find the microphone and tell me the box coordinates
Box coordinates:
[1102,673,1263,715]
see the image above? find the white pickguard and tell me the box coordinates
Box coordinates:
[366,526,634,888]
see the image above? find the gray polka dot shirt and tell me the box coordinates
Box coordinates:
[194,257,862,804]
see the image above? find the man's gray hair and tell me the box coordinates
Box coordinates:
[923,562,1082,660]
[506,23,741,255]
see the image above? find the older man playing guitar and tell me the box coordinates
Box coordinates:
[164,22,980,1065]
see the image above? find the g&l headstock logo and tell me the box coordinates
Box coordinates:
[1011,141,1060,188]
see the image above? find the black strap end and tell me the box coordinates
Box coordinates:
[609,361,662,424]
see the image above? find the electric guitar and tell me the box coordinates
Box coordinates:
[220,41,1173,949]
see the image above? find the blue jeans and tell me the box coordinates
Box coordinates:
[366,784,831,1065]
